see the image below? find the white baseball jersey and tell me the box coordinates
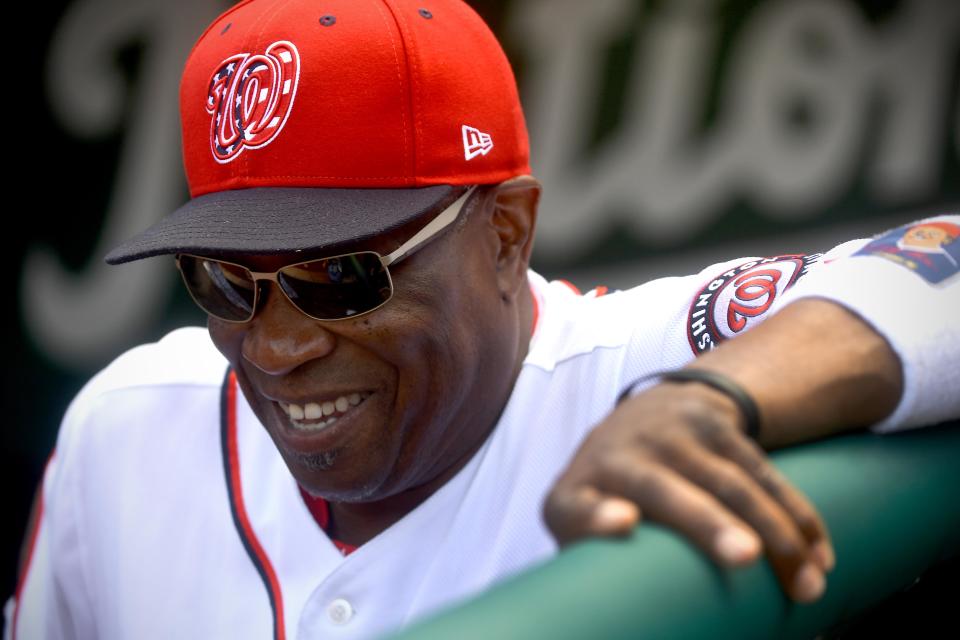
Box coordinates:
[7,217,959,640]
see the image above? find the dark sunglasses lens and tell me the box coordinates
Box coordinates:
[278,253,392,319]
[178,256,257,322]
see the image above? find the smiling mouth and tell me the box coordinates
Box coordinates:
[278,392,372,431]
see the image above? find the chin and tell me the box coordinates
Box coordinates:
[293,464,390,504]
[279,435,399,503]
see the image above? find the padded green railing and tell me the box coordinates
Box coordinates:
[385,420,960,640]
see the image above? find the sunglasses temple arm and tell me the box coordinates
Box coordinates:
[381,186,477,267]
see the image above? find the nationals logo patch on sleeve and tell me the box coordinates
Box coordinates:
[687,254,820,354]
[853,218,960,285]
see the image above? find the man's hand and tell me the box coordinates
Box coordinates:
[542,298,904,604]
[543,381,833,603]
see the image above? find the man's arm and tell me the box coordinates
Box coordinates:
[543,214,959,605]
[691,297,903,450]
[542,297,901,604]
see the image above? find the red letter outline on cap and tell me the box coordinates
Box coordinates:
[206,41,301,164]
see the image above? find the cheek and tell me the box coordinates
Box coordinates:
[206,317,245,364]
[365,273,482,415]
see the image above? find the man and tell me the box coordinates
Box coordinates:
[8,1,958,638]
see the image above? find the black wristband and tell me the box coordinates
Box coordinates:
[617,369,761,441]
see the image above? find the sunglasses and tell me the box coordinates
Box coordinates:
[176,186,478,323]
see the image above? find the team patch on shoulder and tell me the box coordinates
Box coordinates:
[853,219,960,285]
[687,254,820,354]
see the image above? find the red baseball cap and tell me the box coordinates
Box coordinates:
[106,0,530,264]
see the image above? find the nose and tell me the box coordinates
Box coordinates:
[241,283,337,376]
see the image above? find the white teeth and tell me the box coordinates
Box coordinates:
[290,415,337,432]
[304,402,322,420]
[279,392,371,431]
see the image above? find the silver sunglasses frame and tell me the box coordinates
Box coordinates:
[176,185,478,322]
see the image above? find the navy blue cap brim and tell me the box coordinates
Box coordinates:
[104,185,460,264]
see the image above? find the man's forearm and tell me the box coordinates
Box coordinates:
[545,296,864,601]
[686,297,904,450]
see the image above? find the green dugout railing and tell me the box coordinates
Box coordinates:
[385,420,960,640]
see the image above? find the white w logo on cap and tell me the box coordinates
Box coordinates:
[462,125,493,160]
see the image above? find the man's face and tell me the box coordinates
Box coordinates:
[206,188,526,503]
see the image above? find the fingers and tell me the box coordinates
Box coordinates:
[719,435,835,573]
[543,483,641,546]
[664,447,829,603]
[545,445,832,604]
[545,454,761,563]
[592,453,766,566]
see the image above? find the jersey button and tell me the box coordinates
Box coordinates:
[327,598,354,625]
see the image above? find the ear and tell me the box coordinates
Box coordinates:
[488,175,541,299]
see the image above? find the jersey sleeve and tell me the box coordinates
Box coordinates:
[775,214,960,433]
[667,213,959,435]
[5,417,98,640]
[5,328,226,640]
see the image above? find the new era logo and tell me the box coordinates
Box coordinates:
[462,125,493,160]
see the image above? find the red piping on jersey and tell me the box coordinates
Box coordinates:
[299,485,331,528]
[12,453,55,640]
[333,537,358,556]
[298,487,358,555]
[558,279,581,295]
[224,370,287,640]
